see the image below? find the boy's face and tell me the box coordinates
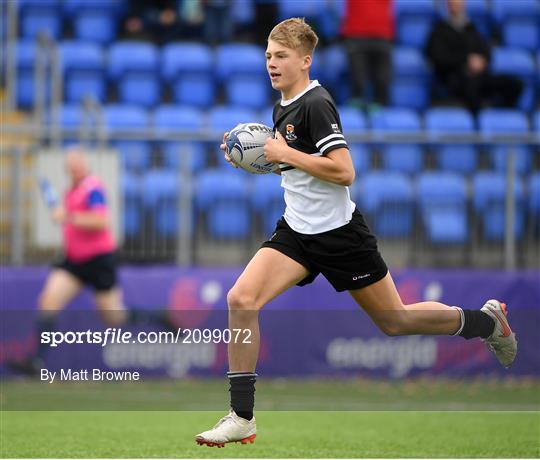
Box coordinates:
[265,40,311,94]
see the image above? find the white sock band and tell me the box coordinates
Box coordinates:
[452,306,465,336]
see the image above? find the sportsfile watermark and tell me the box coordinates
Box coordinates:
[2,308,538,411]
[41,327,252,348]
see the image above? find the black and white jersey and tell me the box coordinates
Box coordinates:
[273,80,355,234]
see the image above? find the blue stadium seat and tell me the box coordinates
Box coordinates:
[397,16,435,48]
[196,170,251,239]
[369,107,421,131]
[391,47,431,110]
[0,10,5,43]
[322,44,350,104]
[252,174,284,235]
[395,0,436,47]
[478,109,531,175]
[63,0,125,17]
[231,0,255,26]
[108,42,160,108]
[338,107,367,133]
[370,108,423,173]
[537,51,540,91]
[491,47,537,111]
[142,170,179,237]
[529,173,540,233]
[394,0,435,19]
[309,53,324,82]
[277,0,321,21]
[73,10,117,45]
[60,41,105,104]
[534,110,540,132]
[13,41,49,109]
[225,74,269,110]
[491,0,540,24]
[208,106,258,134]
[349,144,372,173]
[425,107,478,174]
[19,0,61,40]
[502,19,539,52]
[161,43,215,108]
[417,173,468,244]
[50,104,85,128]
[259,107,274,127]
[380,145,424,174]
[465,0,492,38]
[103,105,151,171]
[357,172,414,238]
[478,109,530,135]
[153,105,207,172]
[215,44,266,81]
[122,173,142,238]
[473,172,525,241]
[48,104,92,145]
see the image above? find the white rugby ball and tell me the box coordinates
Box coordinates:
[225,122,278,174]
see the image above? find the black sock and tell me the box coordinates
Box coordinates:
[36,311,57,360]
[458,309,495,339]
[228,372,256,421]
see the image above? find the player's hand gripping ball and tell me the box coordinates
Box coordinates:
[225,123,278,174]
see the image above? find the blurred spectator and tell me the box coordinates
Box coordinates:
[426,0,522,113]
[341,0,394,108]
[179,0,204,39]
[203,0,233,46]
[123,0,184,43]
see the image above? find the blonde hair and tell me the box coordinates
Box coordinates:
[268,18,319,56]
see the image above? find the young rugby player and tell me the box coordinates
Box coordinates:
[195,18,516,448]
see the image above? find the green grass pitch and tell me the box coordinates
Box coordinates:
[1,379,539,458]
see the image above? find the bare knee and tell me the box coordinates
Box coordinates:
[227,286,261,311]
[38,290,63,312]
[100,309,127,327]
[374,310,409,336]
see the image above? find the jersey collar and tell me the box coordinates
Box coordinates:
[280,80,321,107]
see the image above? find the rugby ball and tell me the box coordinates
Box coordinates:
[225,122,278,174]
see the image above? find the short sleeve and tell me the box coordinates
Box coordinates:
[87,189,106,209]
[306,97,349,155]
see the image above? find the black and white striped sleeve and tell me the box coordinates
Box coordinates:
[307,97,348,156]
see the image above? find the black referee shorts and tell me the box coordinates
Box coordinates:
[54,252,118,292]
[261,209,388,292]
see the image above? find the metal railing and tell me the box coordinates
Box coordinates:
[1,120,539,269]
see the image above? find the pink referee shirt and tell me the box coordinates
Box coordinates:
[63,175,115,263]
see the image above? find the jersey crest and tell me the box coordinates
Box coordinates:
[285,124,297,141]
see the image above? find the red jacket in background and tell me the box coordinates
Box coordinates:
[341,0,395,40]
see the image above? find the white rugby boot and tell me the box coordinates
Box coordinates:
[481,299,517,368]
[195,410,256,448]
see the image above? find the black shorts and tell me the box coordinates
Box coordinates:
[261,209,388,292]
[54,252,118,291]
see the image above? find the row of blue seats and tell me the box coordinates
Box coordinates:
[54,104,540,174]
[123,169,540,243]
[14,41,540,110]
[16,0,540,49]
[14,40,540,110]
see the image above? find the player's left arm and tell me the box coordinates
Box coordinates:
[70,188,109,230]
[264,134,354,185]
